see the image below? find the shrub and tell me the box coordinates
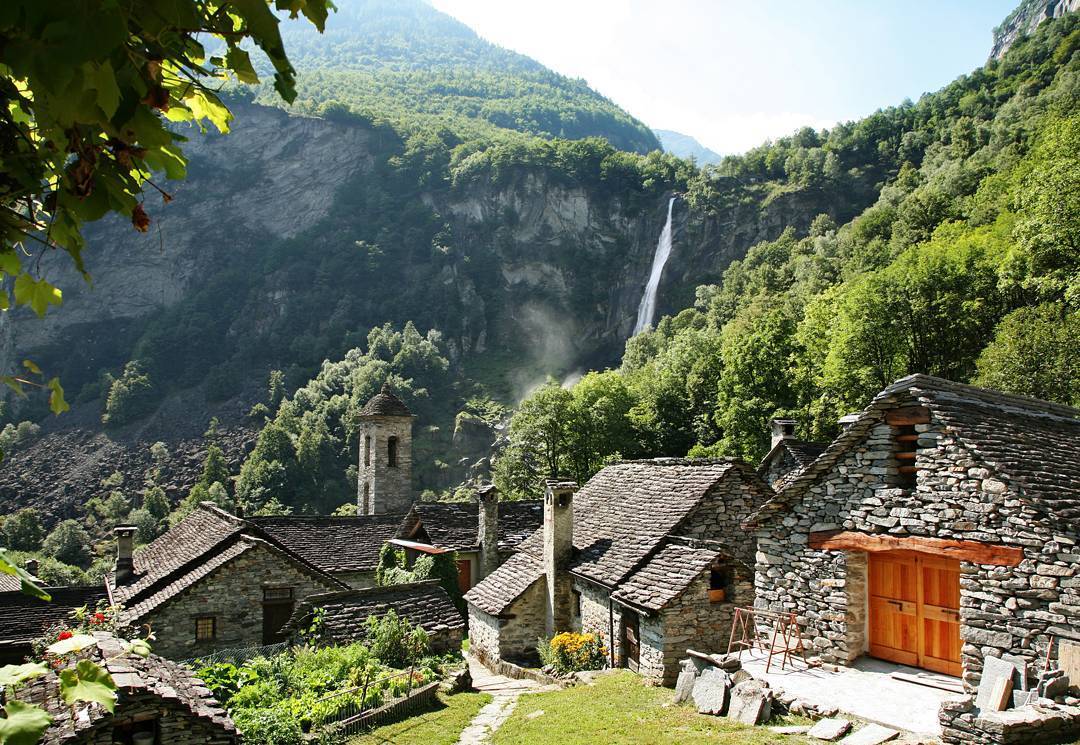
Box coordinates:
[102,361,157,427]
[42,519,91,567]
[3,507,44,550]
[364,611,429,669]
[538,632,606,675]
[231,703,303,745]
[196,662,259,705]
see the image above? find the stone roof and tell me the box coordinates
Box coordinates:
[465,459,765,616]
[759,438,828,491]
[281,581,464,642]
[109,504,347,623]
[0,585,109,649]
[109,503,246,606]
[250,513,405,573]
[0,574,20,592]
[359,382,413,418]
[463,550,543,617]
[610,541,719,612]
[404,501,542,552]
[748,374,1080,528]
[14,632,236,744]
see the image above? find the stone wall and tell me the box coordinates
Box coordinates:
[681,474,771,569]
[83,696,236,744]
[754,412,1079,688]
[762,447,800,489]
[577,579,622,667]
[144,542,337,660]
[940,697,1080,744]
[468,578,547,664]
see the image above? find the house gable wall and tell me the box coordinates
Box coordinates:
[467,577,547,665]
[755,414,1078,689]
[140,543,338,660]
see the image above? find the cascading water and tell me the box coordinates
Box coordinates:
[633,196,676,335]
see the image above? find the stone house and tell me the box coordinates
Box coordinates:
[465,460,774,685]
[282,580,466,654]
[748,375,1080,692]
[108,504,348,660]
[14,631,237,744]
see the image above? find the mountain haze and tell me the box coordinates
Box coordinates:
[655,129,722,165]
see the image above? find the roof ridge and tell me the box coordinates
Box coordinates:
[885,374,1080,420]
[610,457,740,467]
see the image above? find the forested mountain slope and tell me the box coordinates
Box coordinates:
[251,0,660,153]
[495,12,1080,497]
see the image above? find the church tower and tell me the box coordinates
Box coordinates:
[357,382,415,515]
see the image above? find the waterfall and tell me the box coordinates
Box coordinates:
[633,197,676,335]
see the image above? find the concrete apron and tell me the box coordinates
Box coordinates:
[740,651,967,736]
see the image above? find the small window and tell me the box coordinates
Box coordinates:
[364,435,371,466]
[709,561,732,603]
[572,590,582,618]
[263,587,294,602]
[387,436,399,468]
[195,616,217,642]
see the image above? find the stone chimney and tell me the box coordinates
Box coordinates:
[113,525,137,587]
[543,479,577,638]
[838,412,860,430]
[24,558,39,577]
[477,483,500,578]
[770,418,796,449]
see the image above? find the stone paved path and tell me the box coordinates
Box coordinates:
[456,656,550,745]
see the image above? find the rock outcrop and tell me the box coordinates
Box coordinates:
[990,0,1080,59]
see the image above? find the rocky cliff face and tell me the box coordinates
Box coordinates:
[991,0,1080,58]
[1,103,872,516]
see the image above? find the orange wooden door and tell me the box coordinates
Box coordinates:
[919,555,962,677]
[869,551,919,666]
[456,559,472,594]
[868,551,961,677]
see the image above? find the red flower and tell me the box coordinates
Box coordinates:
[94,612,105,621]
[58,630,73,641]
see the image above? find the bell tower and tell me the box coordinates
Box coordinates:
[357,382,415,515]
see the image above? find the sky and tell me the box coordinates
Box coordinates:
[429,0,1019,154]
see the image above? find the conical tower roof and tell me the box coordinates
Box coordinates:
[358,381,413,418]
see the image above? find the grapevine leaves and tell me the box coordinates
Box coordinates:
[59,660,118,713]
[0,700,52,745]
[0,549,49,601]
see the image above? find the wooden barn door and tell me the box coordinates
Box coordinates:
[623,612,640,672]
[868,551,961,677]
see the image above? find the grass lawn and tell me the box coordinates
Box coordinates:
[493,671,811,745]
[348,691,491,745]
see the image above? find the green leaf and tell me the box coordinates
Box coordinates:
[59,660,116,714]
[0,550,49,601]
[46,634,97,656]
[47,378,69,415]
[0,251,20,276]
[126,639,151,658]
[0,663,48,687]
[21,360,40,375]
[90,60,120,119]
[0,700,52,745]
[13,274,63,317]
[225,47,259,84]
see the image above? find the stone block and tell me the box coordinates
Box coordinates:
[673,670,696,704]
[726,679,772,726]
[808,717,853,741]
[692,667,730,716]
[977,656,1017,712]
[838,723,899,744]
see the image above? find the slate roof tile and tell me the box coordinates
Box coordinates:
[282,581,464,642]
[610,541,718,611]
[249,513,405,572]
[0,585,108,648]
[407,501,542,551]
[14,632,236,744]
[358,382,413,417]
[463,550,543,617]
